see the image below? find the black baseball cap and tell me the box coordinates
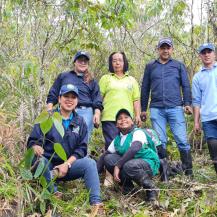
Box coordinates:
[115,109,133,122]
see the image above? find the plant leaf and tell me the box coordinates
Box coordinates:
[52,114,64,138]
[24,147,35,169]
[40,118,53,136]
[39,176,47,188]
[34,110,49,124]
[34,157,45,178]
[20,168,33,180]
[54,143,67,161]
[40,201,46,215]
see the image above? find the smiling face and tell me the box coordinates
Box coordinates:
[74,56,89,73]
[58,92,78,113]
[158,44,173,63]
[112,53,124,74]
[199,49,216,68]
[116,113,134,132]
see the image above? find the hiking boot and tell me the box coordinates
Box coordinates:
[89,203,106,217]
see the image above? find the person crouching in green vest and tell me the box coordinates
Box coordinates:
[97,108,160,202]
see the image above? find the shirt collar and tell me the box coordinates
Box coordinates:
[156,58,173,64]
[62,112,73,121]
[119,125,135,136]
[112,72,129,78]
[201,62,217,71]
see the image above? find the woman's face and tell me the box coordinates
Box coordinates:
[112,53,124,73]
[74,56,89,73]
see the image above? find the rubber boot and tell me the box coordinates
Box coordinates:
[159,158,169,182]
[157,145,167,159]
[179,150,193,176]
[157,145,169,182]
[142,176,158,201]
[207,139,217,174]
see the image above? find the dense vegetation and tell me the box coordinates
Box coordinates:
[0,0,217,216]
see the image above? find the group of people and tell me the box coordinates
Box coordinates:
[27,37,217,215]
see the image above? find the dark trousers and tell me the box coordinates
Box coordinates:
[102,121,119,150]
[104,153,152,185]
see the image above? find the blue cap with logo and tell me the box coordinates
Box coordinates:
[59,84,79,97]
[73,51,90,62]
[198,43,215,53]
[157,37,173,48]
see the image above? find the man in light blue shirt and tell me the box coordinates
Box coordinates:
[192,43,217,174]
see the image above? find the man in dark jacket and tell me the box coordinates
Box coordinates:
[27,84,103,211]
[140,37,193,176]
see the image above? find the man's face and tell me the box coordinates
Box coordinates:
[158,44,173,61]
[74,56,89,73]
[59,92,78,112]
[199,49,215,67]
[116,113,134,131]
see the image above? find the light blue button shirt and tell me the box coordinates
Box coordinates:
[192,62,217,122]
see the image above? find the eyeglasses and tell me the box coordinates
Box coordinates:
[201,50,213,55]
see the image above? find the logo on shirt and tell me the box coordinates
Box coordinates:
[72,126,80,134]
[127,83,133,91]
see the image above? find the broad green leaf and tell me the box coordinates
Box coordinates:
[34,110,49,124]
[34,158,45,178]
[53,112,62,122]
[20,168,33,180]
[41,189,51,200]
[40,118,53,136]
[52,115,64,138]
[54,143,67,161]
[39,176,47,188]
[24,148,35,169]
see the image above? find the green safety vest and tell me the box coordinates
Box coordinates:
[114,128,160,175]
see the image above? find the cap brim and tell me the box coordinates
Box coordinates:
[115,109,132,122]
[60,90,78,97]
[158,42,173,48]
[74,54,90,62]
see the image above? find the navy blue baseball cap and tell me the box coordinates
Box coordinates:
[198,43,215,53]
[115,109,133,122]
[73,51,90,62]
[157,37,173,48]
[59,84,79,97]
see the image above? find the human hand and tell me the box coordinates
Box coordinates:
[184,106,193,115]
[113,166,121,183]
[93,109,101,128]
[194,122,201,135]
[140,111,147,122]
[135,115,142,128]
[54,162,69,178]
[32,145,44,157]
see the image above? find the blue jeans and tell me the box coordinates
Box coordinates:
[150,107,190,151]
[102,121,119,150]
[39,157,101,205]
[76,107,93,141]
[202,119,217,140]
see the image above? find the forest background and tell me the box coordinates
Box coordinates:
[0,0,217,216]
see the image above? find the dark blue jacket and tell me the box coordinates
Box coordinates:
[27,112,88,165]
[47,71,103,111]
[141,59,192,111]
